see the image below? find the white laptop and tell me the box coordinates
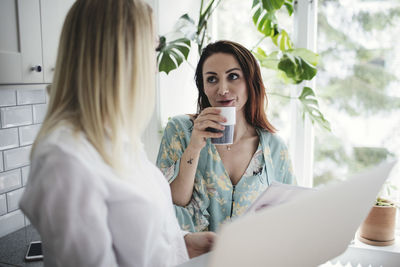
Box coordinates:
[177,160,397,267]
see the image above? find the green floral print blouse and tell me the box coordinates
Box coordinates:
[156,115,295,232]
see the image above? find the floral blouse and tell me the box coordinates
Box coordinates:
[156,115,295,232]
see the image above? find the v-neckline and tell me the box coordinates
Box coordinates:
[212,130,263,187]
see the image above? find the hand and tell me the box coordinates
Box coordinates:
[189,107,226,151]
[184,231,217,258]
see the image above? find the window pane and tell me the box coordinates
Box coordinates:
[315,0,400,200]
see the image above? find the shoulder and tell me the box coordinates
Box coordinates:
[257,129,287,147]
[257,129,289,159]
[31,144,101,187]
[35,123,84,154]
[33,124,106,179]
[165,115,194,133]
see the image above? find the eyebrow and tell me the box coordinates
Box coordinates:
[205,68,241,75]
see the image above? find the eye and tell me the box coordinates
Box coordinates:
[206,76,218,83]
[228,73,239,80]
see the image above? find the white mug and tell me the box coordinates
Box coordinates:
[211,107,236,145]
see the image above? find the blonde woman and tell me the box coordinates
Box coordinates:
[19,0,215,266]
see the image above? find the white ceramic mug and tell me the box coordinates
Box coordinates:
[210,107,236,145]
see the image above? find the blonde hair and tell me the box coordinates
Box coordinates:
[33,0,155,173]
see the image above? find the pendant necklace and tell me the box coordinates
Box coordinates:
[226,126,249,151]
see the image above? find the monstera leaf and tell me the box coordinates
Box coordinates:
[252,0,278,37]
[157,37,191,74]
[278,53,318,84]
[261,0,285,12]
[289,48,319,66]
[271,29,293,50]
[252,0,294,38]
[299,87,331,131]
[173,14,197,41]
[283,0,294,15]
[255,47,319,84]
[254,48,280,69]
[156,0,221,74]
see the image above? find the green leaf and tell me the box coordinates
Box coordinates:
[157,37,191,74]
[254,47,318,84]
[284,0,294,16]
[271,29,293,50]
[289,48,319,66]
[252,0,278,37]
[174,14,197,41]
[262,0,285,12]
[198,0,218,33]
[256,47,268,58]
[298,87,331,131]
[253,48,280,70]
[277,53,317,83]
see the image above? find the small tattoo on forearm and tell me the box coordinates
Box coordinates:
[187,158,193,164]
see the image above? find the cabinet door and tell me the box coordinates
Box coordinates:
[40,0,76,83]
[0,0,43,84]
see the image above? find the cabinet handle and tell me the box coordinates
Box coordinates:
[30,65,42,72]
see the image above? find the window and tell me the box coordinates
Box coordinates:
[315,0,400,202]
[212,0,400,201]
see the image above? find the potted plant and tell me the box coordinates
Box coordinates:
[358,182,398,246]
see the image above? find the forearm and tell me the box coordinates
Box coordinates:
[170,145,201,206]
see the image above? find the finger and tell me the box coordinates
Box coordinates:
[198,130,223,139]
[206,232,217,242]
[200,107,222,116]
[194,120,225,131]
[196,113,227,125]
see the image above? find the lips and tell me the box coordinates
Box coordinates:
[218,99,235,106]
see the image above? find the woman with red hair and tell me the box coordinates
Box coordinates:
[157,40,295,233]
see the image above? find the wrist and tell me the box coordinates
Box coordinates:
[182,230,190,238]
[186,141,204,155]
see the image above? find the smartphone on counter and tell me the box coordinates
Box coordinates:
[25,241,43,261]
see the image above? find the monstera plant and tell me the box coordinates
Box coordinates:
[156,0,331,131]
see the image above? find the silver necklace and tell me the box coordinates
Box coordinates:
[226,126,249,151]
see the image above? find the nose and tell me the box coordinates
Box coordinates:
[217,80,229,95]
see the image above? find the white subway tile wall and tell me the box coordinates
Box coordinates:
[0,106,33,128]
[6,188,24,212]
[19,124,41,146]
[0,85,47,238]
[0,210,25,238]
[33,104,47,124]
[0,128,19,150]
[0,152,3,172]
[0,194,6,216]
[3,146,31,170]
[0,169,22,194]
[21,166,30,186]
[17,89,46,105]
[0,89,17,107]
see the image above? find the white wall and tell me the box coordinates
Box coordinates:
[143,0,201,162]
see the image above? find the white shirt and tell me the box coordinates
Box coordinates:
[19,123,189,267]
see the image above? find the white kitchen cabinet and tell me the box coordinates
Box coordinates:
[0,0,43,84]
[40,0,76,83]
[0,0,74,84]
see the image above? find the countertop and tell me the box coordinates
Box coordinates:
[0,225,42,267]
